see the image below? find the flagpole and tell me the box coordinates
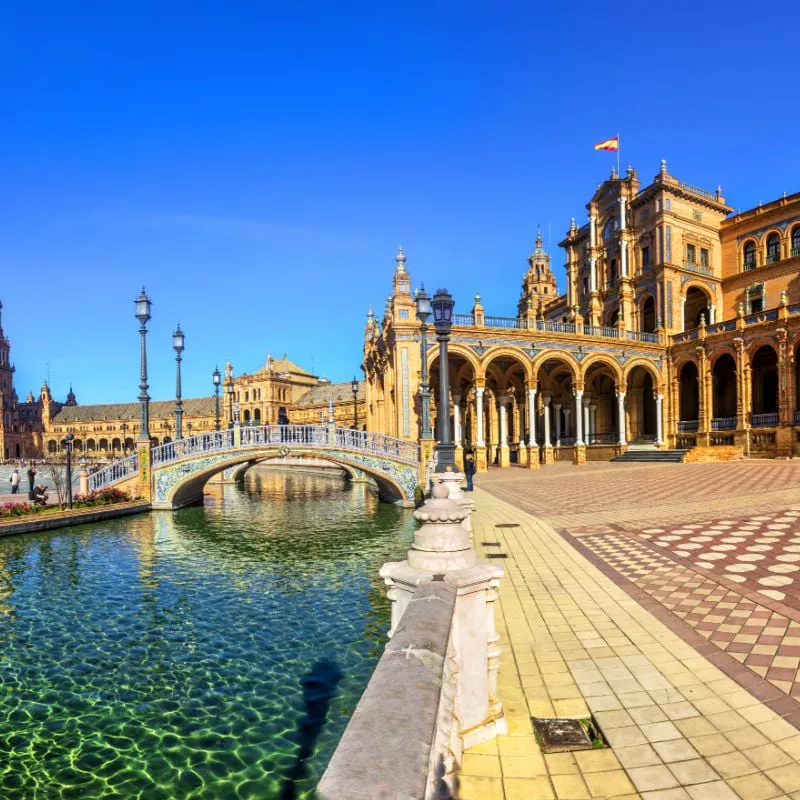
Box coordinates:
[617,132,620,176]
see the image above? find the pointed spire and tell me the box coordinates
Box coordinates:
[395,245,407,273]
[535,225,543,251]
[660,159,668,175]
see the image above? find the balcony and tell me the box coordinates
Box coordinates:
[766,254,780,264]
[711,417,736,431]
[792,248,800,258]
[742,260,756,271]
[683,261,714,277]
[677,420,699,432]
[750,412,779,428]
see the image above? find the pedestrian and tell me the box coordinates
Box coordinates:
[464,450,476,492]
[27,464,36,493]
[10,468,20,494]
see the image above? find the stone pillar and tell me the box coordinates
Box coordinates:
[583,396,591,446]
[380,482,506,751]
[563,409,571,439]
[542,393,554,463]
[553,402,562,446]
[453,394,463,469]
[475,387,487,472]
[526,386,539,469]
[79,467,89,496]
[655,394,664,446]
[135,439,153,501]
[589,404,597,442]
[527,387,537,447]
[573,388,586,465]
[616,391,627,445]
[498,398,510,467]
[516,397,527,466]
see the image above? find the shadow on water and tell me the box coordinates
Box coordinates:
[278,659,343,800]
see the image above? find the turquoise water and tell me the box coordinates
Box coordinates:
[0,468,416,799]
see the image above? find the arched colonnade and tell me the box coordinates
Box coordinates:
[428,346,665,469]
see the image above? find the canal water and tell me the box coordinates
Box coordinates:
[0,468,416,799]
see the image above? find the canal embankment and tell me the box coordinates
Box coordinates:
[0,500,151,537]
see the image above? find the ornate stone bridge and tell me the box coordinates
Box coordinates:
[89,425,421,509]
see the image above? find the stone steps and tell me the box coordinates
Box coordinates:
[613,449,687,463]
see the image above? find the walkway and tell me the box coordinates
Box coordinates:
[462,462,800,799]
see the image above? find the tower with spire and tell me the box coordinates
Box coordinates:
[518,227,558,318]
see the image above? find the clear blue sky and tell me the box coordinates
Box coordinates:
[2,1,798,405]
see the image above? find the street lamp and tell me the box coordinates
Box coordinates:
[134,287,152,443]
[64,433,74,509]
[120,423,127,455]
[173,324,185,440]
[226,381,234,429]
[212,367,221,431]
[415,284,433,439]
[351,376,359,429]
[431,288,456,472]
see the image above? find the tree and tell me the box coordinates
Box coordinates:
[44,463,67,508]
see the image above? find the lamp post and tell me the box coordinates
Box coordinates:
[351,376,359,429]
[173,324,185,439]
[64,433,74,509]
[226,381,234,428]
[121,423,127,455]
[134,287,152,443]
[415,284,433,439]
[213,367,221,431]
[431,289,456,472]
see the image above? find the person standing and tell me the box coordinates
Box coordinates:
[464,450,476,492]
[27,464,36,493]
[10,469,20,494]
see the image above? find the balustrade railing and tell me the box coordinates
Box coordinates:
[625,330,660,343]
[452,313,474,326]
[88,453,139,493]
[483,315,523,329]
[683,262,714,277]
[750,412,779,428]
[711,417,737,431]
[96,425,421,491]
[677,420,699,432]
[677,180,719,201]
[588,432,618,444]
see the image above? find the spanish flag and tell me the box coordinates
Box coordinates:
[594,136,619,151]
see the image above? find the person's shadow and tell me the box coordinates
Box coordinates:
[278,658,343,800]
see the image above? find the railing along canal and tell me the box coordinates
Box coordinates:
[88,453,139,493]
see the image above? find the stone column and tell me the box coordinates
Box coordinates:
[79,467,89,496]
[542,392,554,463]
[655,394,664,446]
[563,409,571,439]
[516,397,527,466]
[476,387,485,446]
[498,397,510,467]
[616,391,627,445]
[583,396,591,445]
[527,387,537,447]
[589,403,597,442]
[453,394,463,469]
[526,386,539,469]
[574,390,584,446]
[553,402,562,447]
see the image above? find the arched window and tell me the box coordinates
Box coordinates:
[767,233,781,264]
[792,226,800,256]
[743,240,756,270]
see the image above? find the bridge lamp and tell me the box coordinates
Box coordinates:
[212,367,221,431]
[134,287,152,443]
[415,285,433,439]
[351,376,359,430]
[226,381,234,428]
[431,289,456,472]
[65,433,75,509]
[173,324,185,440]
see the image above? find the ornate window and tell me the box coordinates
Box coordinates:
[743,240,756,270]
[766,233,781,264]
[792,225,800,256]
[641,246,651,268]
[686,243,696,264]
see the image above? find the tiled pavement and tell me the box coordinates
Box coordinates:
[461,463,800,799]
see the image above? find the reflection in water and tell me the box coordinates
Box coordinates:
[0,468,415,799]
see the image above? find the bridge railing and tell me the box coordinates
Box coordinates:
[88,453,139,493]
[151,430,234,465]
[335,428,420,464]
[94,425,421,491]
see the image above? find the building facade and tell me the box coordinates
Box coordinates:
[364,162,800,469]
